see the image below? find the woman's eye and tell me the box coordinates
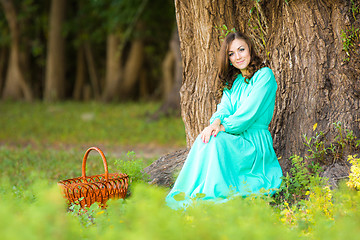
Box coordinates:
[229,52,234,57]
[238,48,245,52]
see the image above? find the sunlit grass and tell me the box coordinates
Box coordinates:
[1,178,360,240]
[0,146,149,189]
[0,101,186,148]
[2,101,360,239]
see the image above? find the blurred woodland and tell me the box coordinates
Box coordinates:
[0,0,181,110]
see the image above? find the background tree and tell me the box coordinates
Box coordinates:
[146,0,360,185]
[0,0,33,100]
[0,0,175,101]
[0,9,9,94]
[150,28,182,119]
[44,0,66,101]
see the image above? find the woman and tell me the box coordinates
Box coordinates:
[166,32,283,210]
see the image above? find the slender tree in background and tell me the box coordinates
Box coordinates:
[102,33,122,101]
[151,28,182,119]
[0,0,32,101]
[70,0,105,100]
[44,0,66,101]
[102,0,149,101]
[0,47,6,95]
[0,10,7,94]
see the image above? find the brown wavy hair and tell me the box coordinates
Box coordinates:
[215,32,265,100]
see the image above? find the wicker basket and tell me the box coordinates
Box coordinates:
[58,147,129,208]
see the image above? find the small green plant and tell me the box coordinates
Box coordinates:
[333,121,360,158]
[280,182,333,231]
[214,24,236,41]
[351,0,360,21]
[114,151,150,184]
[341,0,360,61]
[68,200,102,227]
[302,122,360,165]
[347,155,360,190]
[303,131,328,164]
[248,0,269,58]
[274,155,323,205]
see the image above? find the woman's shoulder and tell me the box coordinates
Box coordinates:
[252,67,275,82]
[254,67,274,77]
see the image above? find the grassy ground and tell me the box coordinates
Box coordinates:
[0,101,185,187]
[0,101,186,156]
[1,101,360,240]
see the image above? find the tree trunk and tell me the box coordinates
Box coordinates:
[162,48,174,100]
[145,149,189,186]
[0,47,7,95]
[175,0,252,148]
[44,0,66,101]
[120,39,144,99]
[269,1,360,169]
[267,0,360,172]
[139,70,148,99]
[73,46,86,100]
[150,28,183,120]
[0,0,32,101]
[102,34,122,102]
[84,41,101,100]
[146,0,360,186]
[177,0,360,164]
[167,28,183,112]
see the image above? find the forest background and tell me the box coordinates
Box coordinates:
[0,0,180,105]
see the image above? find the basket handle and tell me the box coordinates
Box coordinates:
[82,147,109,181]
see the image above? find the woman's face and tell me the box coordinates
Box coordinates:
[228,38,251,73]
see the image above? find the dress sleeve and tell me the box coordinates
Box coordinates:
[209,89,232,124]
[221,67,277,135]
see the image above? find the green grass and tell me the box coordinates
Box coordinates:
[0,101,186,148]
[1,178,360,240]
[0,146,149,188]
[0,100,183,204]
[2,101,360,239]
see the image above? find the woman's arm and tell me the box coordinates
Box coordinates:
[201,85,232,143]
[200,118,225,143]
[221,68,277,135]
[209,89,232,125]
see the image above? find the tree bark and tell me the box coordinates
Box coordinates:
[73,46,86,100]
[121,39,144,99]
[0,47,6,95]
[84,41,101,100]
[102,34,122,102]
[177,0,360,164]
[139,70,148,99]
[44,0,66,101]
[267,0,360,171]
[144,149,189,186]
[150,28,183,120]
[162,48,174,100]
[0,0,32,101]
[146,0,360,186]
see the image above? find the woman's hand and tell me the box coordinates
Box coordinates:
[200,119,225,144]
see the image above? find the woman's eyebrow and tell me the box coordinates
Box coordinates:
[228,46,243,53]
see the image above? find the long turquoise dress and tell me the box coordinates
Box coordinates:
[166,67,283,210]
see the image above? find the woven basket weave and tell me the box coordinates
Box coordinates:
[58,147,129,208]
